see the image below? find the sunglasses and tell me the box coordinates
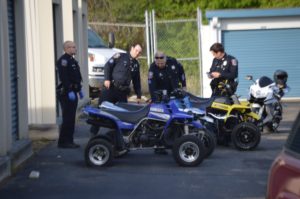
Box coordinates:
[155,56,164,59]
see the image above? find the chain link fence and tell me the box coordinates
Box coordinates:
[155,18,200,95]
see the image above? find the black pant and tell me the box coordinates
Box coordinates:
[98,86,128,105]
[58,93,78,144]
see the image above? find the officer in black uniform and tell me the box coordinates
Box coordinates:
[208,43,238,96]
[98,44,142,104]
[148,51,186,102]
[56,41,84,148]
[95,44,142,155]
[148,51,186,154]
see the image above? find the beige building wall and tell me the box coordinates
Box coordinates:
[25,0,56,125]
[38,0,56,124]
[25,0,88,125]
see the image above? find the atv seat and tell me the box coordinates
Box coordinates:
[190,97,215,110]
[100,102,151,124]
[188,92,233,109]
[187,92,209,103]
[186,92,215,109]
[116,102,146,111]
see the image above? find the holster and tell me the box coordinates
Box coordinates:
[56,83,65,96]
[113,81,130,94]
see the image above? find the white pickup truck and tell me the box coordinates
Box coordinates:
[88,27,125,98]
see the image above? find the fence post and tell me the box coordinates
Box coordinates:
[197,7,203,96]
[152,9,157,55]
[149,10,154,64]
[145,10,151,67]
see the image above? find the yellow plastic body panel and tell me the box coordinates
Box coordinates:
[211,102,260,122]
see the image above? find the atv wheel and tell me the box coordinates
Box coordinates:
[231,122,261,150]
[85,138,114,167]
[199,129,216,158]
[172,135,205,167]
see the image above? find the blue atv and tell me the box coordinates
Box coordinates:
[83,91,213,167]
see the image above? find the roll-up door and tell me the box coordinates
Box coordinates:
[222,28,300,98]
[7,0,18,140]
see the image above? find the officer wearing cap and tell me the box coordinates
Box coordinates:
[148,51,186,102]
[56,41,84,148]
[98,44,142,104]
[208,42,238,96]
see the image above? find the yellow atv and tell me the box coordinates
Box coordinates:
[188,81,261,150]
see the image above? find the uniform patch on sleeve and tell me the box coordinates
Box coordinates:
[231,59,237,66]
[109,59,114,64]
[61,59,68,67]
[113,53,120,59]
[181,74,185,80]
[148,72,153,79]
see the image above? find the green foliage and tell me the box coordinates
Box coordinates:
[156,22,198,58]
[88,0,300,22]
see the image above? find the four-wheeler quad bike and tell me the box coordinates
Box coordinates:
[83,91,215,167]
[114,91,216,159]
[183,81,262,151]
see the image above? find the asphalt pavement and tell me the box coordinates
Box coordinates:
[0,102,299,199]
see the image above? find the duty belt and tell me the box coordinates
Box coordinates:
[112,81,130,91]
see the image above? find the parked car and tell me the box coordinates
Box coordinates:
[266,111,300,199]
[88,27,125,98]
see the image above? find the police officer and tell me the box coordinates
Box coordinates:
[208,43,238,96]
[148,51,186,102]
[148,51,186,154]
[56,41,84,148]
[95,44,142,155]
[98,44,142,104]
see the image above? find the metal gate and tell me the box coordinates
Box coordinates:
[146,9,203,95]
[7,0,18,140]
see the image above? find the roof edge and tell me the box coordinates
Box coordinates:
[206,7,300,19]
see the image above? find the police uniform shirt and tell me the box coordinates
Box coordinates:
[57,53,82,93]
[105,52,142,98]
[148,56,186,99]
[210,53,238,80]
